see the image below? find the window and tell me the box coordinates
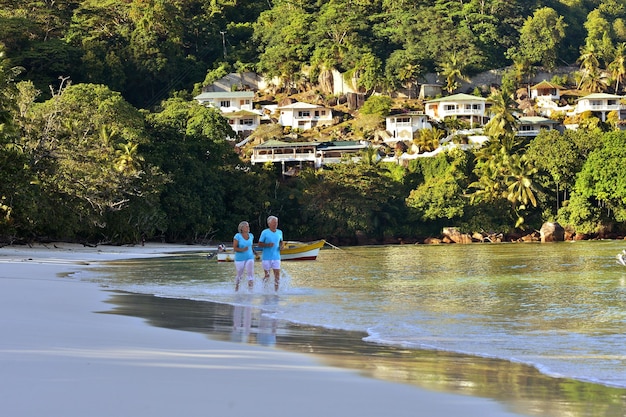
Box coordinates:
[298,111,311,118]
[321,110,326,116]
[315,111,320,117]
[396,117,410,125]
[240,119,254,125]
[220,100,230,108]
[240,99,251,106]
[444,104,457,111]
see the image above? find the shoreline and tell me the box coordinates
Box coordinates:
[0,243,599,416]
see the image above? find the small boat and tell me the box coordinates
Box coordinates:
[617,250,626,266]
[215,240,325,262]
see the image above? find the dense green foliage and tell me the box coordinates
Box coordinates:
[2,0,626,244]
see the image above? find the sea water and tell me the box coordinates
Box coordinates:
[83,240,626,390]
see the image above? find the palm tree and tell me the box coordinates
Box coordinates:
[115,141,143,174]
[483,89,518,149]
[398,62,421,99]
[505,153,538,228]
[577,42,607,91]
[413,127,444,153]
[505,154,538,208]
[579,66,610,93]
[438,53,469,94]
[609,43,626,93]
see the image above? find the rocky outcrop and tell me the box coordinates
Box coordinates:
[540,222,565,242]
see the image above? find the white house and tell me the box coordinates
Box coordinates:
[193,91,255,113]
[223,110,261,137]
[572,93,626,122]
[277,102,333,130]
[516,116,559,137]
[385,112,432,142]
[250,140,368,173]
[424,93,491,127]
[530,80,563,101]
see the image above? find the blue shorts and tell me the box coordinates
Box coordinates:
[262,259,281,271]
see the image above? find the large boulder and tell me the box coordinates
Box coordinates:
[540,222,565,242]
[442,227,474,244]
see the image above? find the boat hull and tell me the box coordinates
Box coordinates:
[216,240,325,262]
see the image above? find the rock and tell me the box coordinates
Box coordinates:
[442,227,473,244]
[472,232,485,242]
[540,222,565,242]
[424,237,442,244]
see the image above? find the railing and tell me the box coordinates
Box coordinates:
[251,153,316,164]
[439,108,485,116]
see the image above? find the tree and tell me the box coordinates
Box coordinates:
[438,52,470,93]
[0,47,26,231]
[609,42,626,92]
[360,95,392,117]
[413,128,445,154]
[470,144,539,229]
[13,81,162,239]
[483,89,518,147]
[253,3,314,89]
[577,41,610,92]
[144,97,273,242]
[298,161,402,242]
[526,130,590,212]
[508,7,566,71]
[560,131,626,232]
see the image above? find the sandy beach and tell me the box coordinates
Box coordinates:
[0,243,528,417]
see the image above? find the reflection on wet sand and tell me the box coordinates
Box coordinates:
[231,299,277,347]
[102,292,626,417]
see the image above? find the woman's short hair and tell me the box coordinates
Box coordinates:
[238,221,249,233]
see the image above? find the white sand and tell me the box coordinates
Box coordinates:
[0,243,527,417]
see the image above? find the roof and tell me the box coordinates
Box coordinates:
[387,111,428,118]
[222,110,260,118]
[518,116,559,124]
[194,91,255,100]
[277,101,328,110]
[316,141,369,151]
[425,93,488,103]
[531,80,563,90]
[576,93,623,101]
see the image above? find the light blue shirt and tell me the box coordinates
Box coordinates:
[259,228,283,261]
[233,232,254,262]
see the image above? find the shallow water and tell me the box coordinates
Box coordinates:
[83,240,626,416]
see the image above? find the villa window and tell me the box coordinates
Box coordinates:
[315,111,320,117]
[220,100,230,108]
[298,111,311,118]
[241,119,254,125]
[444,104,456,111]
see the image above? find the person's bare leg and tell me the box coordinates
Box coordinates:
[273,269,280,291]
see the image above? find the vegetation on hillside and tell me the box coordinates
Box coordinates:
[1,0,626,244]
